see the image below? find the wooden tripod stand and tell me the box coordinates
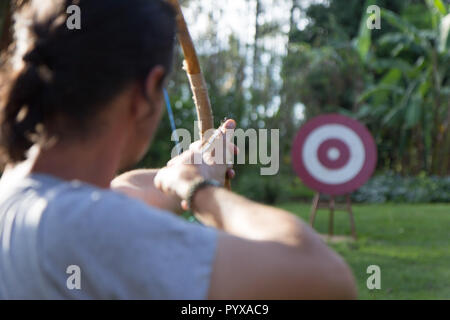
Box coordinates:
[309,193,357,240]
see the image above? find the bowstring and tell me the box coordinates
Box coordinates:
[164,89,204,225]
[163,88,182,156]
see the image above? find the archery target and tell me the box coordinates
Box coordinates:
[292,114,377,195]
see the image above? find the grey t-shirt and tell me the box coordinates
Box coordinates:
[0,170,217,299]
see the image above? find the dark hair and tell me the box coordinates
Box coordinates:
[0,0,176,164]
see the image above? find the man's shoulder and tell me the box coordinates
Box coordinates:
[39,177,177,235]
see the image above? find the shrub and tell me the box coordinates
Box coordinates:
[352,172,450,203]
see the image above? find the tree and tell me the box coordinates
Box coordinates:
[359,2,450,175]
[280,0,449,176]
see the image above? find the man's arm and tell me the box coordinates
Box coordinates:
[113,168,357,299]
[111,170,356,299]
[111,169,183,214]
[151,119,356,299]
[192,187,358,300]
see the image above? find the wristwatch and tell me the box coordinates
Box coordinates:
[186,179,222,210]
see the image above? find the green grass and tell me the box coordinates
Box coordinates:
[277,202,450,300]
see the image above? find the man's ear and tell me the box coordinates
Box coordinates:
[145,65,166,103]
[130,65,166,121]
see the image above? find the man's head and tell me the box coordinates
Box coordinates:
[0,0,176,169]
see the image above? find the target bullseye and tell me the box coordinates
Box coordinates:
[318,139,349,169]
[327,148,340,161]
[292,114,377,195]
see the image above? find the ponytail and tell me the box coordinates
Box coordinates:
[1,59,51,162]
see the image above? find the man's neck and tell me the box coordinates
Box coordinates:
[30,138,124,189]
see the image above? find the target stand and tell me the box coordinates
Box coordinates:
[291,114,377,240]
[309,193,357,240]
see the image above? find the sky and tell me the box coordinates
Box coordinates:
[181,0,326,122]
[184,0,326,50]
[185,0,290,48]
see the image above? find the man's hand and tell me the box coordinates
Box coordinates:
[111,119,237,213]
[154,119,237,209]
[113,118,357,300]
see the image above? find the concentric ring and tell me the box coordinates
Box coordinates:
[292,114,377,195]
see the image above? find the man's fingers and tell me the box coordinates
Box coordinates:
[189,141,202,151]
[226,168,236,179]
[222,119,236,145]
[221,119,236,133]
[181,200,189,211]
[168,120,238,167]
[223,120,236,166]
[167,157,179,167]
[167,140,203,167]
[154,169,165,191]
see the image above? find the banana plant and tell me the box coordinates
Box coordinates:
[357,1,450,175]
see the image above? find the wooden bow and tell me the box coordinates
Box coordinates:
[166,0,214,137]
[166,0,231,189]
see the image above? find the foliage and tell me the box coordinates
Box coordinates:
[352,172,450,203]
[357,3,450,176]
[293,0,406,45]
[1,0,449,203]
[287,0,450,176]
[233,169,450,204]
[282,43,366,119]
[232,166,315,204]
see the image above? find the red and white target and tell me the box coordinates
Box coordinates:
[292,114,377,195]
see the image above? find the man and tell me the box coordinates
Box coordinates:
[0,0,356,299]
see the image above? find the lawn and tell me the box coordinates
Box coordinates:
[277,202,450,300]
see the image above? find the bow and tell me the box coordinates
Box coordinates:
[166,0,231,189]
[166,0,214,137]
